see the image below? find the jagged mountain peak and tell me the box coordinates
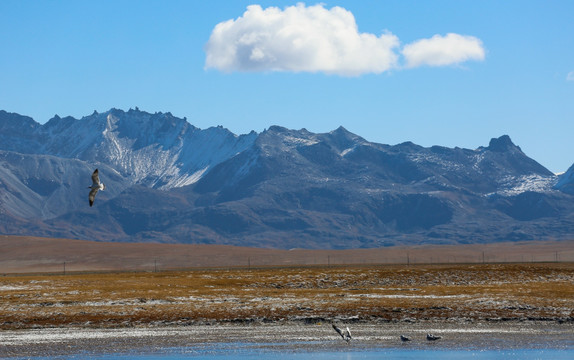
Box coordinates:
[327,126,367,148]
[0,110,42,152]
[486,135,521,153]
[44,114,76,131]
[89,107,193,130]
[392,141,424,152]
[265,125,289,133]
[0,110,39,133]
[331,125,350,133]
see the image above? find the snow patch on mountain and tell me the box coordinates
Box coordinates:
[284,135,319,147]
[169,166,209,188]
[488,174,557,197]
[407,151,466,172]
[340,147,355,157]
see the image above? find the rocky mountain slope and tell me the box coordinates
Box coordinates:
[1,109,573,249]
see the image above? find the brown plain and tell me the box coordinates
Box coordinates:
[1,236,573,330]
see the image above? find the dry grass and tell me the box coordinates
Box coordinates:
[1,263,573,329]
[3,236,574,274]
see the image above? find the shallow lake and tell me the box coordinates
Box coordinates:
[3,323,574,359]
[23,346,574,360]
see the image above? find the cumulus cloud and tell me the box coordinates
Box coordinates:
[402,33,485,68]
[205,4,399,76]
[567,71,574,81]
[205,4,485,76]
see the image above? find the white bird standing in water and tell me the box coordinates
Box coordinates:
[332,324,352,342]
[88,169,105,207]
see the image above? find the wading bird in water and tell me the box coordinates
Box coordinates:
[88,169,105,206]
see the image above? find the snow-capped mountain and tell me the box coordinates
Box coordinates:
[1,109,257,189]
[1,109,573,249]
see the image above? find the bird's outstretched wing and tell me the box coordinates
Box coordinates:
[89,188,98,207]
[91,169,100,186]
[332,324,345,339]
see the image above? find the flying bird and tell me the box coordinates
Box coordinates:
[88,169,105,206]
[332,324,352,342]
[426,333,442,341]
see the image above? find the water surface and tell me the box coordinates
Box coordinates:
[4,323,574,359]
[29,346,574,360]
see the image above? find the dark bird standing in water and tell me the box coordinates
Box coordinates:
[427,333,442,341]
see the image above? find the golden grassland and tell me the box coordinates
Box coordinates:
[1,262,573,330]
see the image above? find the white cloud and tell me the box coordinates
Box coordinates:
[567,71,574,81]
[204,4,399,76]
[205,4,485,76]
[402,33,485,68]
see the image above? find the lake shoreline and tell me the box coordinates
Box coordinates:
[1,321,574,358]
[2,262,573,357]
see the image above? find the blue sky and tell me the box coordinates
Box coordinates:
[1,1,573,172]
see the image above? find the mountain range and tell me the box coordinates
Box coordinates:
[1,108,574,249]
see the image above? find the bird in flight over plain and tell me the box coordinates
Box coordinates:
[332,324,352,342]
[88,169,105,207]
